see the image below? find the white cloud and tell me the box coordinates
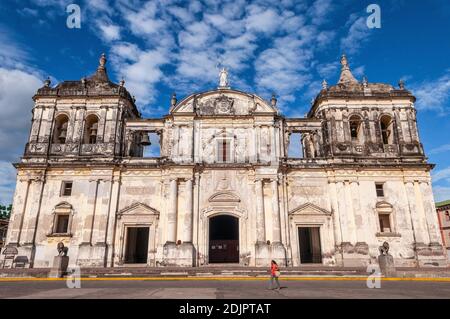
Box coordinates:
[412,71,450,113]
[254,29,316,106]
[0,68,42,161]
[30,0,70,9]
[204,13,245,37]
[167,6,195,24]
[352,65,365,79]
[17,8,39,17]
[176,50,218,84]
[0,31,30,71]
[245,6,280,34]
[340,15,371,55]
[307,0,333,25]
[86,0,114,16]
[110,43,169,107]
[98,21,121,42]
[0,68,42,205]
[0,161,17,205]
[316,62,338,79]
[178,21,217,49]
[316,30,336,49]
[432,167,450,183]
[429,144,450,155]
[122,1,167,37]
[432,185,450,203]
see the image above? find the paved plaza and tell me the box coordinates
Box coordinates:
[0,278,449,299]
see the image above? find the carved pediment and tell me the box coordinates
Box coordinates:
[54,202,73,213]
[208,192,240,203]
[376,201,393,213]
[197,94,235,115]
[289,203,332,216]
[170,89,277,115]
[118,202,160,216]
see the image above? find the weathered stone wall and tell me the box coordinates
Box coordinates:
[3,82,447,269]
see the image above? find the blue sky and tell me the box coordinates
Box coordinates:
[0,0,450,204]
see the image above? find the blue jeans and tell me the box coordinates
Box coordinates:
[269,275,280,289]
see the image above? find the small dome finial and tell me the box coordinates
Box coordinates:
[398,79,405,90]
[44,76,51,87]
[271,93,277,107]
[322,79,328,90]
[120,77,125,87]
[341,54,349,69]
[338,54,358,85]
[362,76,368,88]
[99,53,107,68]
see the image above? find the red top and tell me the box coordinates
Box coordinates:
[271,263,279,275]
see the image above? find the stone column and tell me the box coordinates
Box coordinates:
[29,107,43,143]
[336,181,350,242]
[255,178,265,243]
[350,181,369,257]
[192,172,201,265]
[343,181,357,244]
[106,174,121,267]
[76,107,87,155]
[270,178,286,265]
[66,106,77,144]
[404,181,428,244]
[328,182,343,247]
[167,178,178,243]
[256,125,261,162]
[255,178,269,266]
[97,106,108,143]
[419,182,442,244]
[183,178,193,243]
[271,179,281,243]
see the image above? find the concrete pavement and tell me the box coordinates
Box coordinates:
[0,278,449,299]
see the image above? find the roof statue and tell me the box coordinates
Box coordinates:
[218,67,230,89]
[338,54,358,85]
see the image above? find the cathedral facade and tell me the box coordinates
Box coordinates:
[2,54,447,268]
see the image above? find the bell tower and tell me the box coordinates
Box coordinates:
[308,55,424,160]
[24,54,140,162]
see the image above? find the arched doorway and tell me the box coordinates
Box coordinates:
[209,215,239,263]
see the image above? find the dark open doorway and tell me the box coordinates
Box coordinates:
[209,215,239,263]
[298,227,322,264]
[125,227,149,264]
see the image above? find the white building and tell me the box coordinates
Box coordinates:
[2,54,447,268]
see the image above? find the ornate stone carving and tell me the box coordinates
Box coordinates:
[198,94,235,115]
[28,143,48,154]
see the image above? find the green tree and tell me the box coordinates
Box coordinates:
[0,204,11,219]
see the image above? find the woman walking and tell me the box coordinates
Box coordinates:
[269,260,281,290]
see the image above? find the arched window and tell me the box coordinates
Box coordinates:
[53,114,69,144]
[380,115,394,145]
[84,114,99,144]
[349,115,363,142]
